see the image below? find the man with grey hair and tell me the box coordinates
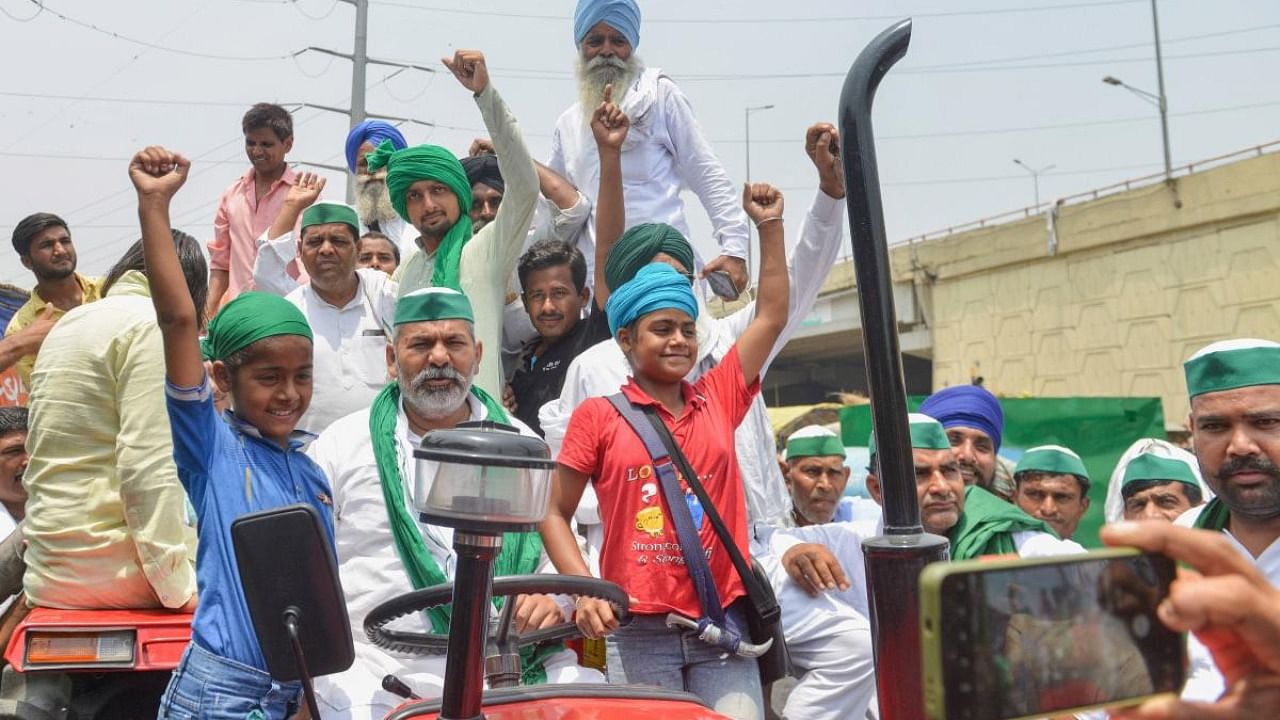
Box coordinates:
[548,0,752,294]
[308,287,600,719]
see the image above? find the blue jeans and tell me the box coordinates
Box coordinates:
[606,605,765,720]
[158,642,301,720]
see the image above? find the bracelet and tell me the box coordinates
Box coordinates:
[755,216,783,228]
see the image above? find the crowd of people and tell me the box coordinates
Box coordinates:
[1,1,1278,719]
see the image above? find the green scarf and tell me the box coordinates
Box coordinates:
[948,486,1058,560]
[1192,497,1229,531]
[366,140,474,291]
[368,382,557,684]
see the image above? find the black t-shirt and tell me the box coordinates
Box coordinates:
[510,304,612,437]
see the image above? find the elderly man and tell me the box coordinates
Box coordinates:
[252,181,398,435]
[779,425,851,527]
[1011,444,1091,541]
[309,287,598,718]
[369,51,537,400]
[548,0,752,294]
[23,233,206,610]
[754,424,875,720]
[4,212,102,389]
[542,120,850,535]
[346,120,418,256]
[1173,338,1280,702]
[919,384,1011,500]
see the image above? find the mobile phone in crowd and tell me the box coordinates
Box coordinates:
[706,270,740,301]
[919,548,1185,720]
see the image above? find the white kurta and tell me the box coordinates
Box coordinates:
[308,394,599,719]
[1175,504,1280,703]
[752,525,877,720]
[548,67,749,267]
[394,82,538,402]
[274,268,397,436]
[539,190,846,535]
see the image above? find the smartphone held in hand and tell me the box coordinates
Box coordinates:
[706,270,740,301]
[919,548,1186,720]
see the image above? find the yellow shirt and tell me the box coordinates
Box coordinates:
[3,273,103,389]
[23,271,196,609]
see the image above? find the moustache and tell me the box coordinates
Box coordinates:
[586,55,628,72]
[1217,455,1280,482]
[412,365,465,392]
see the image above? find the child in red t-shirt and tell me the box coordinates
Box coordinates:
[539,90,790,719]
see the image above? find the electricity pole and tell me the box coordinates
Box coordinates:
[348,0,369,203]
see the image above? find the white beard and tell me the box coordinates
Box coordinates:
[355,175,400,227]
[400,364,474,421]
[576,53,641,121]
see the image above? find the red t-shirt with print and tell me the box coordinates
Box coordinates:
[557,346,759,617]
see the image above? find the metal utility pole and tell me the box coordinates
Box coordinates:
[347,0,369,203]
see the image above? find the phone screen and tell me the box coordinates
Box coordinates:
[938,553,1184,720]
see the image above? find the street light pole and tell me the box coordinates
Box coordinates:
[1102,0,1172,185]
[744,104,774,275]
[1012,158,1055,209]
[1150,0,1172,184]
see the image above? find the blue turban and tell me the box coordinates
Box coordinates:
[606,263,697,336]
[919,385,1005,452]
[574,0,641,49]
[345,120,407,173]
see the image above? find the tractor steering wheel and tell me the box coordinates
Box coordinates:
[363,574,630,656]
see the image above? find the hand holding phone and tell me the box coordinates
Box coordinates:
[706,270,740,301]
[920,549,1185,720]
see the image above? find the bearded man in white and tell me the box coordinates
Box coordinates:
[309,287,599,719]
[548,0,752,295]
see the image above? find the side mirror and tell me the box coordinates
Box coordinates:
[232,504,354,717]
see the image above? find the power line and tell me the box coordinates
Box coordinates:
[369,0,1144,23]
[29,0,299,61]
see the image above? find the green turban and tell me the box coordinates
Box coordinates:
[301,201,360,240]
[366,140,474,290]
[868,413,951,460]
[394,287,475,326]
[202,291,313,361]
[604,223,695,291]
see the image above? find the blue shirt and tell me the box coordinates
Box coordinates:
[165,375,335,669]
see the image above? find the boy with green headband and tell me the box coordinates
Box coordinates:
[129,146,334,720]
[1011,444,1091,541]
[1177,338,1280,703]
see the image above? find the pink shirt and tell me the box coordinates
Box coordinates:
[207,166,307,303]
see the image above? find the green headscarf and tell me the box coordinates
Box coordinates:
[367,356,558,683]
[201,291,313,361]
[603,222,696,291]
[366,140,474,290]
[1184,338,1280,398]
[949,486,1057,560]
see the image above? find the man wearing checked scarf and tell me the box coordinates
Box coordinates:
[1176,338,1280,702]
[365,49,538,400]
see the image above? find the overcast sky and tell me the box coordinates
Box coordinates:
[2,0,1278,286]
